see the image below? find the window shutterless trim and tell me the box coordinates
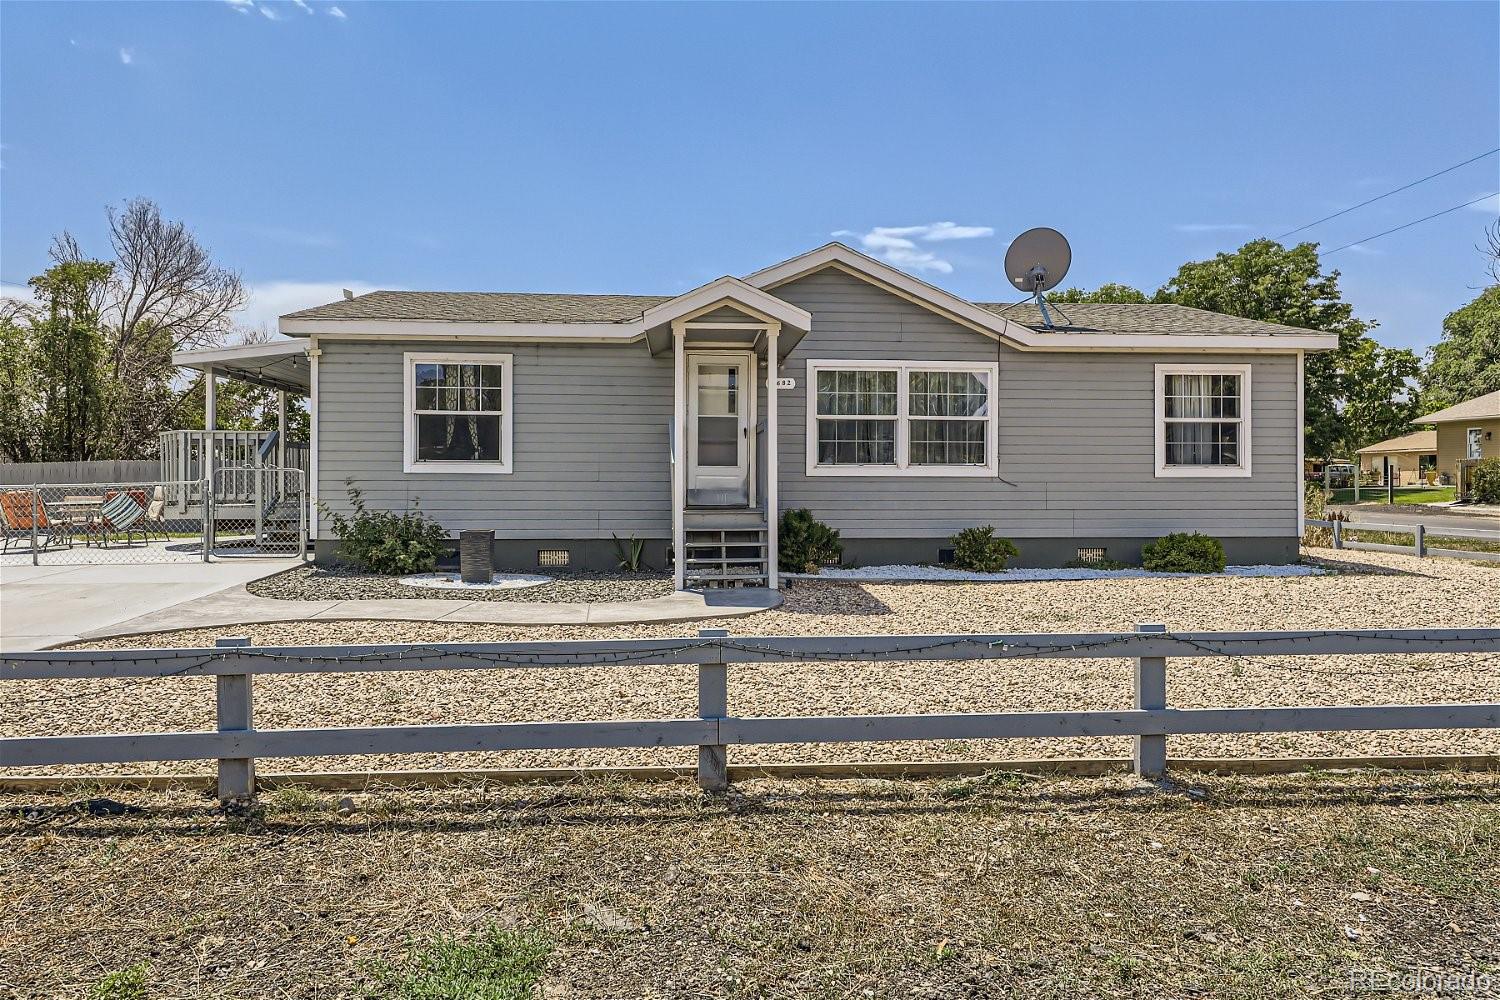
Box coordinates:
[1153,362,1252,478]
[804,359,999,477]
[402,351,514,474]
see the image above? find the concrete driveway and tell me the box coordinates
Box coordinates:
[0,558,302,651]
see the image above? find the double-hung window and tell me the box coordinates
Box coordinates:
[806,360,998,476]
[1154,363,1251,477]
[403,352,513,473]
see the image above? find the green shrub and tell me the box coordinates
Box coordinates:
[1470,457,1500,505]
[91,963,148,1000]
[950,526,1020,572]
[364,924,549,1000]
[778,509,842,573]
[1301,483,1333,547]
[319,481,449,575]
[611,534,647,572]
[1141,532,1226,573]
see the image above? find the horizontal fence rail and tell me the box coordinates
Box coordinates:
[1307,517,1500,562]
[3,627,1499,799]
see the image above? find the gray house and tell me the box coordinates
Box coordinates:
[174,243,1336,588]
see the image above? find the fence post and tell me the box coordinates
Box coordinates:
[697,628,729,793]
[30,485,39,566]
[1133,623,1168,780]
[299,470,309,562]
[215,636,255,801]
[202,476,214,562]
[1332,518,1343,549]
[1414,523,1426,558]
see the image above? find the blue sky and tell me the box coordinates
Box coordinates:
[2,1,1497,353]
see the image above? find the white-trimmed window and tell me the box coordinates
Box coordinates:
[806,360,998,476]
[403,352,513,473]
[1154,363,1251,477]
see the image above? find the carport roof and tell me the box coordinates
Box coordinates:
[172,340,310,394]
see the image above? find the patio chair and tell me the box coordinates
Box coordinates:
[0,490,73,554]
[141,486,170,540]
[85,490,148,548]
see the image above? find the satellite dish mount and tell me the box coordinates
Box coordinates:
[1003,227,1073,329]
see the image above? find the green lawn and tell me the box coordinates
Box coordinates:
[1326,486,1455,506]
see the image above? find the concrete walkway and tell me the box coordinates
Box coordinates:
[1,558,303,651]
[71,582,781,644]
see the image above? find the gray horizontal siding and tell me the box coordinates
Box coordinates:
[316,340,672,538]
[771,269,1299,539]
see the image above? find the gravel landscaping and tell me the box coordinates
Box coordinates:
[6,547,1499,776]
[245,563,675,603]
[800,562,1327,582]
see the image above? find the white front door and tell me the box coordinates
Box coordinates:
[688,353,752,504]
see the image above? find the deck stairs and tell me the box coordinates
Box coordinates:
[682,508,768,588]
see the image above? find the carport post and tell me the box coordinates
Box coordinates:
[215,636,255,802]
[697,628,729,793]
[1132,623,1168,780]
[30,485,38,566]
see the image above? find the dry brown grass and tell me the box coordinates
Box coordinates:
[3,770,1498,999]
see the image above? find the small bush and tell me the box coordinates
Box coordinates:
[611,534,647,572]
[365,925,549,1000]
[92,964,148,1000]
[779,509,842,573]
[1470,457,1500,505]
[950,526,1019,572]
[1142,532,1226,573]
[1301,483,1333,547]
[319,481,449,575]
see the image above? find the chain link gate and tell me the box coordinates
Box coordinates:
[0,470,306,566]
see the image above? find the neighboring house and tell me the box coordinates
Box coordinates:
[1418,389,1500,497]
[172,243,1338,587]
[1355,430,1438,486]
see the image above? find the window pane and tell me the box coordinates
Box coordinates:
[415,387,439,410]
[1165,421,1239,466]
[697,364,738,417]
[413,361,505,412]
[816,418,896,465]
[910,370,987,417]
[1165,373,1239,419]
[910,419,986,465]
[697,414,739,466]
[480,365,504,389]
[816,369,896,416]
[416,413,502,462]
[414,363,441,389]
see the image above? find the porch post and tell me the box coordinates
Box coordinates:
[766,323,780,589]
[276,390,287,467]
[204,364,217,492]
[672,322,687,591]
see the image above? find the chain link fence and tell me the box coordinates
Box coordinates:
[0,469,306,566]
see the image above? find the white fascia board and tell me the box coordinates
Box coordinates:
[1012,332,1340,352]
[172,339,310,368]
[278,317,644,340]
[640,275,811,331]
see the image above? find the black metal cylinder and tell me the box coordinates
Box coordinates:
[459,529,493,584]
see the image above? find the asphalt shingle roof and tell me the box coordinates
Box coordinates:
[286,289,1323,338]
[1419,389,1500,424]
[1356,430,1438,455]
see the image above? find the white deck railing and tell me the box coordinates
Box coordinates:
[157,430,309,507]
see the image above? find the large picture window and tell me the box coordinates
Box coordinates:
[1154,363,1251,477]
[806,360,998,477]
[403,352,513,473]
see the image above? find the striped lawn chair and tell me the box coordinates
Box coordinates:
[87,490,148,547]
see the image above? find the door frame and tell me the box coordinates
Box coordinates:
[685,350,756,505]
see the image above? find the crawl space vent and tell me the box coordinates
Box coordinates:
[1074,547,1108,566]
[537,549,571,569]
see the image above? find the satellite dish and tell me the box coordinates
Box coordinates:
[1004,227,1072,292]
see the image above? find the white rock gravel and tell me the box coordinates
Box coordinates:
[397,571,552,591]
[797,563,1329,582]
[8,548,1499,778]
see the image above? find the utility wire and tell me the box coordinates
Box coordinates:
[1321,191,1499,256]
[1279,148,1500,239]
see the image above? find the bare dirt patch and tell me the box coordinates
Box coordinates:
[3,771,1497,999]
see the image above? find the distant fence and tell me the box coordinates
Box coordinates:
[3,627,1498,800]
[0,461,160,486]
[1309,517,1500,562]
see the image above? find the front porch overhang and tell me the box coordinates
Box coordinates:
[172,340,312,395]
[643,276,810,358]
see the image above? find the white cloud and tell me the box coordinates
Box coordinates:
[291,0,314,11]
[118,47,134,65]
[246,224,339,248]
[1,282,38,305]
[258,4,282,20]
[1466,192,1500,214]
[328,5,347,18]
[1173,223,1255,234]
[833,221,992,274]
[1342,244,1384,256]
[222,0,254,11]
[236,280,387,332]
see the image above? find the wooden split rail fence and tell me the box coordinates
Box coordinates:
[3,626,1499,800]
[1308,517,1500,562]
